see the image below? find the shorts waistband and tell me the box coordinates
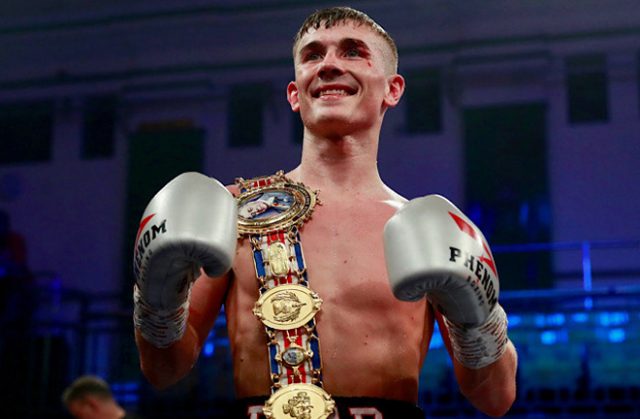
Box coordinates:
[233,395,425,418]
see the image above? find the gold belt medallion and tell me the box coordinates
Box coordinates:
[263,383,335,419]
[236,175,318,235]
[267,241,290,276]
[253,284,322,330]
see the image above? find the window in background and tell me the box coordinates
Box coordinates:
[228,83,269,147]
[566,54,609,124]
[404,68,442,134]
[0,100,53,165]
[82,95,117,159]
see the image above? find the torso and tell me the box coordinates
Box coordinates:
[224,176,434,402]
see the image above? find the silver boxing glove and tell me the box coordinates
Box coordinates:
[384,195,509,368]
[133,172,237,348]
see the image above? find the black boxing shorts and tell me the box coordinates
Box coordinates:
[231,395,425,418]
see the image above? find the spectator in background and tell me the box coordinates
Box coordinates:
[62,375,143,419]
[0,209,35,415]
[0,208,32,325]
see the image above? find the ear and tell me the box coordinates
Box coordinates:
[383,74,405,108]
[287,81,300,112]
[85,396,101,411]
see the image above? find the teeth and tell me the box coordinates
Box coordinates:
[320,89,348,97]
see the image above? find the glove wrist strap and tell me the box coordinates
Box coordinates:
[133,284,191,348]
[444,303,510,369]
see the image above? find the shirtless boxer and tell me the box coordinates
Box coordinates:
[133,7,517,418]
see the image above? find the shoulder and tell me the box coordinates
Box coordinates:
[381,184,409,210]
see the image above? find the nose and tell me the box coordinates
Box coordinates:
[317,52,344,80]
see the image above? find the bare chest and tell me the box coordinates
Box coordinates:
[302,204,392,306]
[231,201,404,321]
[227,199,430,397]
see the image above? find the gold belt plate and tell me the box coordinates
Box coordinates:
[253,284,322,330]
[236,181,317,235]
[263,383,335,419]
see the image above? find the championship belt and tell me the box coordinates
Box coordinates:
[235,171,335,419]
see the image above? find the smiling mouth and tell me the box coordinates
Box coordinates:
[313,86,357,98]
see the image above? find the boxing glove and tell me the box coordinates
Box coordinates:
[133,172,237,348]
[384,195,509,368]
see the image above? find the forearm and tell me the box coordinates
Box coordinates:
[454,340,517,417]
[135,323,201,390]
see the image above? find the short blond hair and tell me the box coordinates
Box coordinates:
[293,7,398,73]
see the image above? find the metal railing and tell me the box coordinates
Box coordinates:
[493,239,640,309]
[3,238,639,417]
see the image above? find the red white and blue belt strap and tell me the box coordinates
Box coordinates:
[235,171,335,418]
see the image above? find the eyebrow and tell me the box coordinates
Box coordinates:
[298,37,372,59]
[298,40,323,59]
[341,38,369,52]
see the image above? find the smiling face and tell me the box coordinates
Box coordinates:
[287,20,404,139]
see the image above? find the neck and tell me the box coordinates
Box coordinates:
[288,130,386,200]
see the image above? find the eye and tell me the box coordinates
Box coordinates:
[345,48,361,58]
[303,52,323,62]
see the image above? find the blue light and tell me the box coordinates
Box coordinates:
[216,337,230,347]
[581,242,592,292]
[117,394,139,404]
[608,328,626,343]
[598,312,629,327]
[571,313,589,323]
[598,312,610,326]
[112,382,139,391]
[204,341,215,357]
[214,316,227,326]
[534,313,565,327]
[540,330,558,345]
[547,313,566,326]
[507,314,522,327]
[582,242,593,310]
[518,203,530,227]
[429,333,444,349]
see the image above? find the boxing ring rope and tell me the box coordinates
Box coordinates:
[493,239,640,310]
